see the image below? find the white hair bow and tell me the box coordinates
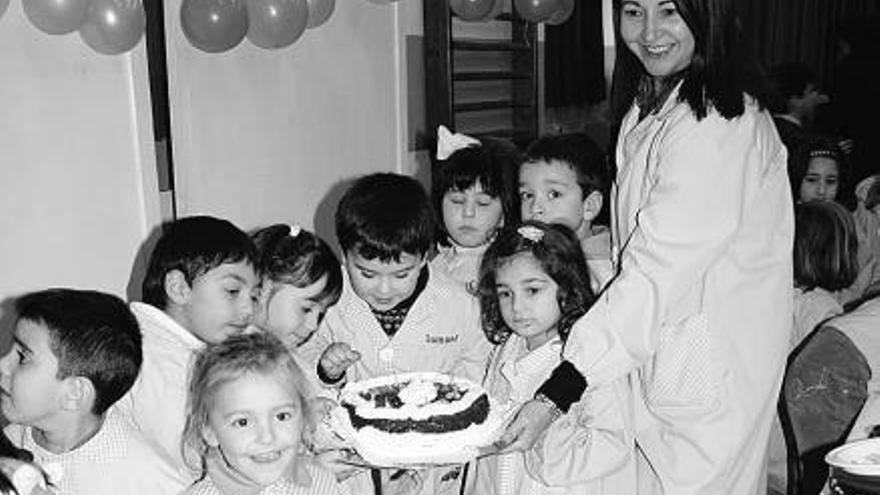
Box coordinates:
[436,125,480,160]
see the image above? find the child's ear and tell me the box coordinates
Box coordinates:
[164,269,192,306]
[60,376,95,413]
[202,424,219,448]
[581,190,603,224]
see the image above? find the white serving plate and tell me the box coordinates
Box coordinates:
[826,437,880,476]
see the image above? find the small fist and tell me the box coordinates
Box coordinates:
[319,342,361,381]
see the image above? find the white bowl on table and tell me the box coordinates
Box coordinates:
[827,437,880,476]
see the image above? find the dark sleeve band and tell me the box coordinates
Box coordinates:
[317,363,344,385]
[536,360,588,413]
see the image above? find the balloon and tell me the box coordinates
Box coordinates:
[245,0,308,50]
[0,0,9,20]
[79,0,146,55]
[305,0,333,28]
[480,0,504,21]
[450,0,495,22]
[546,0,573,25]
[180,0,249,53]
[24,0,90,35]
[513,0,559,23]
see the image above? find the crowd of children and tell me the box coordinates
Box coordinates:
[1,116,878,495]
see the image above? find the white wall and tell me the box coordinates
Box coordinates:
[0,2,159,314]
[165,0,418,239]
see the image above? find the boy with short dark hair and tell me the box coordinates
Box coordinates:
[300,173,491,495]
[115,215,260,486]
[1,289,184,494]
[519,133,613,292]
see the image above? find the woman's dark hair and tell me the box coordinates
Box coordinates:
[477,221,595,345]
[610,0,770,123]
[793,200,859,292]
[251,224,343,308]
[432,137,521,246]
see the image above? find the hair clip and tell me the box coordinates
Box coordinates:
[517,225,544,243]
[436,125,480,160]
[289,224,302,238]
[808,148,840,160]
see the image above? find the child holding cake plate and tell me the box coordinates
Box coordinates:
[471,221,636,494]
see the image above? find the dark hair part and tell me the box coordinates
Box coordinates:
[610,0,770,122]
[15,289,142,415]
[793,200,859,291]
[477,221,595,345]
[182,332,313,476]
[788,136,847,201]
[142,216,258,309]
[767,63,819,114]
[525,132,609,198]
[432,137,521,245]
[336,173,436,261]
[251,224,343,307]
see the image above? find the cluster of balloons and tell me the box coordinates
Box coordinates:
[180,0,334,53]
[20,0,146,54]
[450,0,574,25]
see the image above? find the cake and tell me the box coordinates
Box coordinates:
[330,372,512,466]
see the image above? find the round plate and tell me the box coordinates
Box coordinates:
[328,372,516,467]
[826,438,880,476]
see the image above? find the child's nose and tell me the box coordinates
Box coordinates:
[256,422,276,444]
[306,311,320,332]
[463,201,476,217]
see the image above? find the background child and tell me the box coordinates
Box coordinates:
[299,172,492,495]
[519,133,613,293]
[789,137,846,204]
[791,200,860,346]
[251,224,343,349]
[115,215,260,486]
[789,140,880,304]
[472,221,635,494]
[431,125,520,292]
[181,332,346,495]
[766,200,861,491]
[1,289,184,494]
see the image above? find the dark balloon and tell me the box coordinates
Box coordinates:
[480,0,504,21]
[305,0,334,28]
[450,0,495,22]
[24,0,90,35]
[79,0,146,55]
[245,0,309,49]
[546,0,574,25]
[513,0,559,23]
[180,0,249,53]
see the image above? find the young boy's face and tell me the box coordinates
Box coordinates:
[344,251,426,312]
[175,261,259,344]
[0,319,66,427]
[519,160,586,233]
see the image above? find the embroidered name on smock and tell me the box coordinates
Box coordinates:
[425,334,459,344]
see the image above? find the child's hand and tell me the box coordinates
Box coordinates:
[319,343,361,381]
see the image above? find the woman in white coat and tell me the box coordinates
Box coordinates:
[496,0,793,493]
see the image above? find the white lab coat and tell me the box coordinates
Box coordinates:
[562,86,793,494]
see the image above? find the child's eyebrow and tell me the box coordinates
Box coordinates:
[12,337,31,354]
[223,274,251,284]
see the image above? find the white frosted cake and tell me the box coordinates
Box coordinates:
[330,372,511,466]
